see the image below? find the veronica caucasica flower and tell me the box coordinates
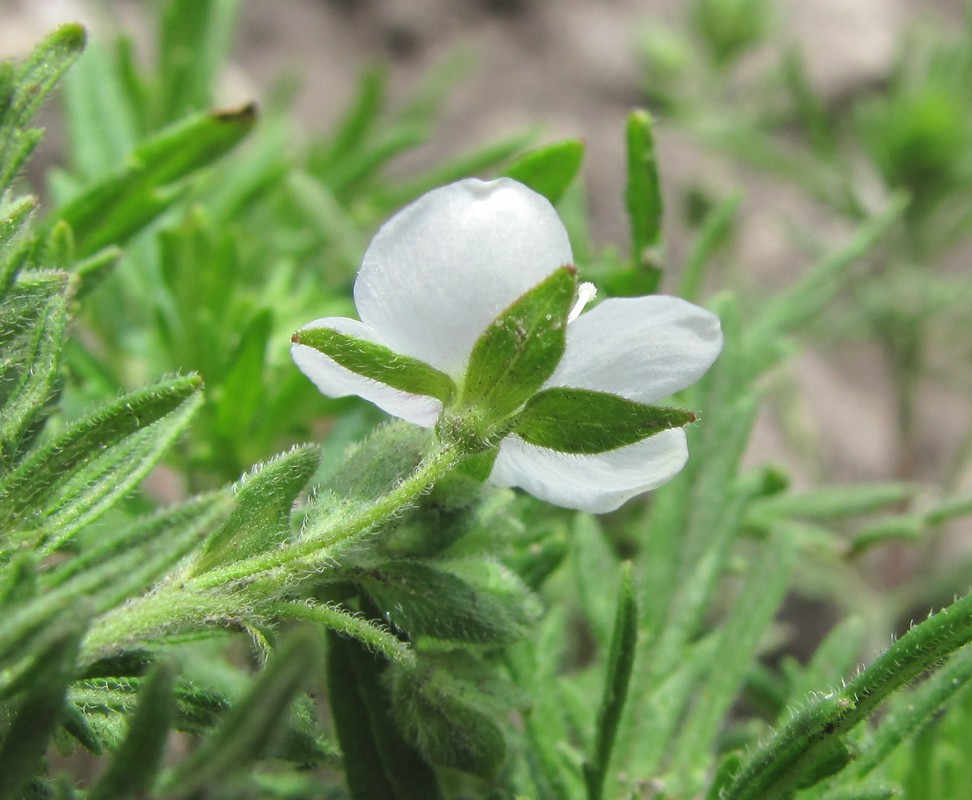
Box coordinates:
[291,178,722,513]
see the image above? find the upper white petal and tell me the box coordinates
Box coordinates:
[549,296,723,403]
[354,178,573,377]
[291,317,442,427]
[489,428,688,513]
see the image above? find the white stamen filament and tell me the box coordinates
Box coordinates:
[568,282,597,323]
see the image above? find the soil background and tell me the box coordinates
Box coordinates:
[3,0,971,577]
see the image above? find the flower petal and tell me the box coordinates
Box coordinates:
[291,317,442,427]
[489,428,688,513]
[549,296,723,403]
[354,178,573,376]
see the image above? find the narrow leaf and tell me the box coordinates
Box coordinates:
[0,272,71,462]
[50,104,257,256]
[625,109,663,291]
[0,24,86,187]
[193,444,321,574]
[503,139,585,204]
[0,622,82,800]
[461,266,576,421]
[293,326,455,403]
[87,663,175,800]
[514,387,695,454]
[327,631,443,800]
[0,195,37,298]
[0,375,201,536]
[354,560,535,644]
[161,629,321,799]
[583,561,639,800]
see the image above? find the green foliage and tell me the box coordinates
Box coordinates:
[1,3,971,799]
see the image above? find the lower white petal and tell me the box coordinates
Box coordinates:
[550,296,723,403]
[291,317,442,427]
[489,428,688,513]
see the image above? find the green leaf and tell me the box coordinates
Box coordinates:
[503,139,585,204]
[0,620,83,800]
[460,266,576,422]
[0,272,71,464]
[387,655,507,779]
[0,375,203,551]
[86,664,175,800]
[326,630,443,800]
[513,387,695,454]
[0,195,37,298]
[192,444,321,574]
[161,629,322,799]
[0,24,86,188]
[354,560,536,644]
[0,375,198,518]
[49,104,256,256]
[4,494,230,669]
[293,326,455,404]
[583,561,639,800]
[625,109,663,292]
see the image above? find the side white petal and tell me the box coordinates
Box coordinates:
[489,428,688,514]
[290,317,441,427]
[549,296,723,403]
[354,178,573,376]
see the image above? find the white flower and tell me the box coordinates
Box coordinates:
[292,178,723,513]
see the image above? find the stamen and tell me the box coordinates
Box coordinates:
[568,282,597,322]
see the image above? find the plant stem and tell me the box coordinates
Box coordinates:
[721,591,972,800]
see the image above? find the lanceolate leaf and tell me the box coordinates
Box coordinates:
[461,266,576,421]
[625,109,664,292]
[2,494,230,668]
[0,195,37,297]
[0,621,83,800]
[86,664,175,800]
[503,139,585,204]
[0,272,71,464]
[327,631,443,800]
[0,24,86,188]
[160,629,322,799]
[513,387,696,454]
[49,104,257,256]
[192,444,321,575]
[0,375,201,539]
[293,326,456,403]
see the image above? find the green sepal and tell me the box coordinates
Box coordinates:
[625,109,663,292]
[513,387,696,454]
[503,139,585,204]
[460,266,576,423]
[293,326,455,403]
[192,444,321,575]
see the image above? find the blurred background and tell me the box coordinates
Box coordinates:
[3,0,971,570]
